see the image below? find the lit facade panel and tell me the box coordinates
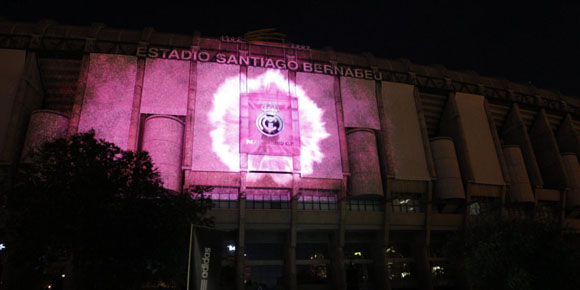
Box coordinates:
[140,58,190,116]
[454,92,504,186]
[78,53,137,150]
[562,153,580,209]
[431,137,465,200]
[192,62,240,172]
[296,72,342,179]
[340,77,380,130]
[381,82,430,181]
[502,145,535,203]
[530,110,568,189]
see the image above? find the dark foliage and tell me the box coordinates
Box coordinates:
[4,130,213,290]
[447,216,580,290]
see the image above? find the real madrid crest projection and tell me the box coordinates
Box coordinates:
[257,103,284,137]
[240,90,300,157]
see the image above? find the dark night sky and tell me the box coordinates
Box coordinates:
[4,1,579,96]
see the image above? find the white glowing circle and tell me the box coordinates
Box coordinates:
[208,70,329,175]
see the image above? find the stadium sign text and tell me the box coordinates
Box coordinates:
[136,46,382,81]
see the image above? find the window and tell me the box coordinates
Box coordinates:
[346,198,383,211]
[297,243,330,285]
[536,202,558,220]
[469,197,499,216]
[207,187,238,208]
[391,193,423,213]
[298,189,338,210]
[245,188,290,209]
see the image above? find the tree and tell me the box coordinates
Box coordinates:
[3,130,213,290]
[447,216,580,290]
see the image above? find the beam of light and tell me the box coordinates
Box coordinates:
[209,70,329,179]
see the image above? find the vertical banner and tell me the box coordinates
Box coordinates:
[240,92,300,156]
[192,228,222,290]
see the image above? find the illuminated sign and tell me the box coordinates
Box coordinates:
[136,46,383,81]
[240,93,299,156]
[200,247,211,290]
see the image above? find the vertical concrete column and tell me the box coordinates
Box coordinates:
[346,129,383,197]
[530,109,568,189]
[127,58,146,151]
[236,57,248,290]
[556,115,580,156]
[68,53,90,135]
[141,115,184,192]
[287,173,299,290]
[20,110,69,162]
[424,181,433,289]
[238,57,248,173]
[236,172,247,290]
[414,87,437,179]
[1,52,44,164]
[418,237,434,290]
[329,230,346,290]
[502,145,535,203]
[288,197,297,290]
[502,104,544,188]
[561,153,580,210]
[182,48,199,188]
[430,137,465,200]
[438,93,475,184]
[485,99,511,184]
[333,74,349,201]
[288,66,301,176]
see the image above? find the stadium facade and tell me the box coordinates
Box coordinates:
[1,20,580,290]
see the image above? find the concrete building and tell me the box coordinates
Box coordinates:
[1,20,580,290]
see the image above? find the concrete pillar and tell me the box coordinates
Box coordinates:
[127,58,146,151]
[20,110,69,162]
[141,115,184,192]
[561,153,580,210]
[430,137,465,200]
[346,128,383,197]
[236,196,246,290]
[330,229,346,290]
[530,109,568,189]
[502,145,535,203]
[236,173,247,290]
[502,104,544,188]
[287,198,297,290]
[68,54,90,135]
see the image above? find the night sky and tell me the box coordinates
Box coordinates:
[3,1,579,96]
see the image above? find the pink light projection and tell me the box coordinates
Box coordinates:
[208,70,329,176]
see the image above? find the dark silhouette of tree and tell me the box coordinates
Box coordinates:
[447,216,580,290]
[3,130,213,290]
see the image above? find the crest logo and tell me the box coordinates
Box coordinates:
[256,103,284,137]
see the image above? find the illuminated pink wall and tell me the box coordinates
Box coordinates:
[296,72,342,179]
[140,58,189,116]
[78,54,137,150]
[192,62,240,172]
[340,78,380,129]
[246,67,293,172]
[73,53,368,185]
